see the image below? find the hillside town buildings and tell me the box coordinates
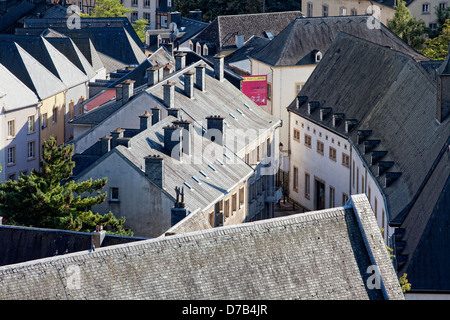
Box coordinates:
[0,3,449,301]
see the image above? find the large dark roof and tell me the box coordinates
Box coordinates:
[196,11,301,50]
[250,15,427,66]
[287,33,449,224]
[0,195,404,300]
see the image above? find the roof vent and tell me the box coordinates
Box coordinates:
[363,139,381,154]
[385,172,402,187]
[357,130,372,144]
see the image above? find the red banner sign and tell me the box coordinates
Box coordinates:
[242,75,267,106]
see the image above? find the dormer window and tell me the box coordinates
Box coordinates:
[312,50,322,63]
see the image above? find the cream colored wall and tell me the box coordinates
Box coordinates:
[302,0,395,25]
[39,92,66,148]
[407,0,443,27]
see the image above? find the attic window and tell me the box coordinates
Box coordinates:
[315,51,322,63]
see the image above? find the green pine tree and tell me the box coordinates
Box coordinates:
[387,0,426,50]
[421,19,450,60]
[0,137,133,236]
[132,18,149,43]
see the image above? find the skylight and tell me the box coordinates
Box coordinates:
[192,176,201,183]
[208,164,217,171]
[184,181,193,189]
[199,170,208,177]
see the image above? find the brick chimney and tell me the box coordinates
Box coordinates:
[206,115,224,145]
[163,81,175,109]
[175,52,187,71]
[151,106,161,125]
[100,135,112,155]
[163,124,183,160]
[184,71,194,98]
[195,63,206,91]
[144,155,164,188]
[213,55,225,81]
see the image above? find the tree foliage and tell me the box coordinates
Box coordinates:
[173,0,301,22]
[0,137,132,236]
[387,0,426,50]
[421,19,450,60]
[80,0,132,18]
[132,18,149,43]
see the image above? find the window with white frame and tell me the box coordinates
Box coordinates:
[27,115,35,133]
[27,141,35,159]
[307,2,313,17]
[322,4,329,17]
[7,146,15,165]
[145,0,150,7]
[7,119,15,138]
[422,3,430,13]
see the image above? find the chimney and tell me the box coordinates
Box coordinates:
[163,81,175,109]
[235,35,244,49]
[163,124,183,160]
[184,71,194,98]
[175,52,187,71]
[172,119,192,155]
[195,63,206,91]
[139,111,152,131]
[144,155,164,188]
[437,47,450,123]
[111,128,125,148]
[116,80,135,105]
[213,54,225,81]
[189,9,202,21]
[151,106,161,125]
[167,108,180,118]
[91,225,106,249]
[117,137,131,148]
[206,115,224,145]
[147,66,160,86]
[171,186,188,226]
[100,135,112,155]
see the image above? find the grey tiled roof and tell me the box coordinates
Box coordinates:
[287,33,449,225]
[196,11,301,50]
[250,15,427,67]
[0,195,404,300]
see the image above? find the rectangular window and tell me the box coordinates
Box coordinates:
[323,5,328,17]
[266,138,271,157]
[41,113,48,129]
[374,197,378,219]
[368,186,371,203]
[293,128,300,142]
[307,2,313,17]
[440,2,447,10]
[305,173,310,199]
[53,107,58,123]
[111,187,119,201]
[293,166,299,192]
[27,141,35,159]
[304,134,312,148]
[7,146,15,165]
[145,0,150,7]
[422,3,430,13]
[144,12,151,21]
[232,193,237,212]
[7,120,15,137]
[340,7,347,16]
[342,153,350,168]
[224,199,230,218]
[295,83,303,95]
[267,82,272,101]
[382,209,386,239]
[132,11,139,22]
[257,145,261,162]
[317,140,324,155]
[8,173,16,181]
[342,193,348,205]
[329,146,337,162]
[362,175,365,194]
[329,186,335,208]
[356,167,359,193]
[132,0,138,6]
[351,8,357,15]
[239,187,245,207]
[28,115,35,133]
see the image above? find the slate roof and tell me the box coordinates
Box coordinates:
[195,11,301,51]
[0,194,404,300]
[0,35,89,88]
[111,116,255,214]
[0,224,146,267]
[0,41,66,100]
[20,18,146,73]
[287,33,450,225]
[0,62,39,112]
[395,139,450,292]
[250,15,427,67]
[225,35,271,75]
